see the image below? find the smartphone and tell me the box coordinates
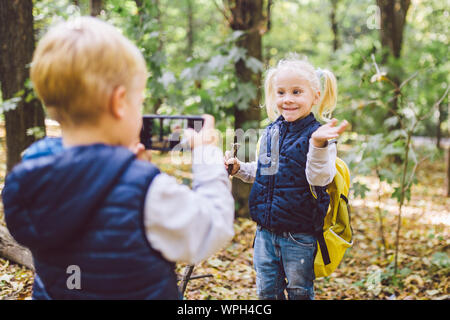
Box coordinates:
[140,115,205,151]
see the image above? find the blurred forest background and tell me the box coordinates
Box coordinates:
[0,0,448,300]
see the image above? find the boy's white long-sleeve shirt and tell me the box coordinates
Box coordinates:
[143,140,336,265]
[234,139,337,186]
[143,145,235,265]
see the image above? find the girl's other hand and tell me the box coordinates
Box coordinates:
[224,150,240,176]
[311,118,349,148]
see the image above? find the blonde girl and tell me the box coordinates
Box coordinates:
[225,56,348,300]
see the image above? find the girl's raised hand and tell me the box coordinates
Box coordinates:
[311,118,349,148]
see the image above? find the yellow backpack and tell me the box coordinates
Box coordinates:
[255,137,353,278]
[310,156,353,278]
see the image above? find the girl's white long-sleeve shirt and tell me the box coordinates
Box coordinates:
[142,140,336,266]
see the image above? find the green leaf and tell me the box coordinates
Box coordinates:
[391,185,411,204]
[384,116,399,128]
[229,30,245,41]
[228,47,247,63]
[351,181,370,198]
[14,89,25,98]
[382,144,404,156]
[159,71,176,89]
[392,187,402,203]
[208,55,229,73]
[378,168,396,183]
[149,51,166,66]
[431,252,450,268]
[1,97,21,112]
[148,31,159,38]
[399,267,412,277]
[238,82,257,99]
[25,93,35,103]
[26,127,46,139]
[245,57,264,73]
[180,67,194,80]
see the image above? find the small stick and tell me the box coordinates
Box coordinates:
[227,142,240,175]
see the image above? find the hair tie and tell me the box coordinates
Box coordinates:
[316,67,324,79]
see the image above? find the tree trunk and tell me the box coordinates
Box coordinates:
[448,102,450,197]
[154,0,164,113]
[90,0,102,16]
[227,0,263,132]
[436,101,443,149]
[0,225,34,270]
[0,0,46,173]
[155,0,163,51]
[330,0,340,51]
[376,0,411,128]
[446,148,450,197]
[377,0,411,60]
[135,0,164,114]
[225,0,265,218]
[186,0,194,57]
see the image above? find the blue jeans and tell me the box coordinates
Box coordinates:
[253,225,317,300]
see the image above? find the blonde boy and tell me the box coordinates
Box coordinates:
[2,17,234,300]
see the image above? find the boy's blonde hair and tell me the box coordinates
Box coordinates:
[30,16,147,125]
[264,55,338,122]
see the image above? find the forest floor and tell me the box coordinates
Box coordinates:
[173,151,450,300]
[0,124,448,300]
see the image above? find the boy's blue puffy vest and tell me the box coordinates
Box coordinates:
[2,144,179,299]
[249,113,330,234]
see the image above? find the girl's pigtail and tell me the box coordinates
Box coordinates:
[317,69,338,122]
[264,68,279,122]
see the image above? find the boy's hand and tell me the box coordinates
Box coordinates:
[311,118,349,148]
[130,142,152,162]
[224,151,240,176]
[184,114,218,150]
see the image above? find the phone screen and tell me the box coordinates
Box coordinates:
[140,115,204,151]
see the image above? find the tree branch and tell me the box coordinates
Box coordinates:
[0,225,34,271]
[418,84,450,122]
[266,0,272,32]
[399,70,419,90]
[213,0,232,25]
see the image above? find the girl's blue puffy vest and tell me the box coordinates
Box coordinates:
[249,113,330,234]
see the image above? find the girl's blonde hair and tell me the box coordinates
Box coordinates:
[264,55,338,122]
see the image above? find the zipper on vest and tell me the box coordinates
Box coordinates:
[278,122,288,151]
[263,126,273,226]
[264,123,288,227]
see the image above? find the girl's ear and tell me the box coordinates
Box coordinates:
[110,85,127,119]
[313,90,321,105]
